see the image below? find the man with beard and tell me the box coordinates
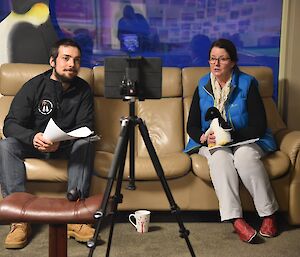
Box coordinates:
[0,38,95,249]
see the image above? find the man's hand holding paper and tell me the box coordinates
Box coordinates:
[43,118,94,142]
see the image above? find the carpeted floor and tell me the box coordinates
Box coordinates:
[1,212,300,257]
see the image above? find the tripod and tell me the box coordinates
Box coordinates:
[87,98,196,257]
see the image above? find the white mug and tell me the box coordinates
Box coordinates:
[129,210,151,233]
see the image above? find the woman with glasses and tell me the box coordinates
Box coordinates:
[185,38,279,243]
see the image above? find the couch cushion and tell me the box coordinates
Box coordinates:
[93,97,129,152]
[94,151,191,180]
[262,151,290,178]
[182,67,210,98]
[93,66,104,96]
[0,96,13,135]
[0,63,50,96]
[239,66,273,97]
[191,150,290,182]
[161,67,182,97]
[137,98,184,155]
[93,96,192,180]
[25,158,68,181]
[0,63,93,95]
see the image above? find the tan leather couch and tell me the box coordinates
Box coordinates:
[1,63,300,225]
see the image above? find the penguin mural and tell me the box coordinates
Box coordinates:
[0,1,11,22]
[0,0,58,64]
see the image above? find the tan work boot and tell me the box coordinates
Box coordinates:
[4,223,31,249]
[67,224,95,242]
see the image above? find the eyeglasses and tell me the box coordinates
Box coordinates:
[209,57,231,64]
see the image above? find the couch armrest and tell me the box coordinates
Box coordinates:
[275,129,300,165]
[275,129,300,224]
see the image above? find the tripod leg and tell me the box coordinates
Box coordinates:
[137,118,196,257]
[88,119,130,257]
[105,128,130,257]
[127,101,136,190]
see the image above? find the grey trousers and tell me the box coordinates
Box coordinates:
[0,137,94,199]
[199,143,279,221]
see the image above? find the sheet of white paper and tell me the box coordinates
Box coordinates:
[208,138,259,150]
[43,118,93,142]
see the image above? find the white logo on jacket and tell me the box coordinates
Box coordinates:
[38,99,53,115]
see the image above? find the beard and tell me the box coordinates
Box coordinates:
[53,68,77,83]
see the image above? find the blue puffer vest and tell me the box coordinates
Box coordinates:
[184,69,277,153]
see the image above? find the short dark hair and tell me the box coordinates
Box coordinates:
[50,38,82,61]
[209,38,238,62]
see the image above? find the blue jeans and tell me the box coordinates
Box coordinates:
[0,137,94,199]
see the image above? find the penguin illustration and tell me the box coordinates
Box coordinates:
[0,1,11,22]
[0,0,58,64]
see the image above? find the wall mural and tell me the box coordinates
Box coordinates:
[0,0,58,65]
[0,0,282,100]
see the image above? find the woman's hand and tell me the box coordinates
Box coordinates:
[33,132,60,152]
[200,133,207,144]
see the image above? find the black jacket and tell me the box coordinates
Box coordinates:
[3,69,94,146]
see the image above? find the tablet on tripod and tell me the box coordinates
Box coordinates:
[104,56,162,100]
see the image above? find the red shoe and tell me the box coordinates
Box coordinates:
[259,215,277,238]
[233,218,257,243]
